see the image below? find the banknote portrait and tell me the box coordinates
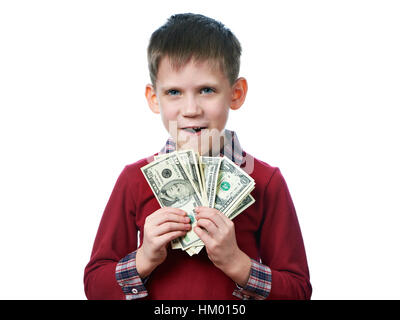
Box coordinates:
[158,179,194,207]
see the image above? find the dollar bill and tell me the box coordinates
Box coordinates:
[200,156,222,208]
[213,156,255,216]
[177,150,207,206]
[196,152,207,202]
[184,157,255,255]
[143,150,256,255]
[186,244,204,256]
[155,151,206,250]
[176,150,208,248]
[228,194,255,220]
[186,191,255,256]
[154,153,184,249]
[156,151,207,205]
[141,152,204,249]
[185,195,255,256]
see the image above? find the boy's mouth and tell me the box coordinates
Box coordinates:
[180,126,208,134]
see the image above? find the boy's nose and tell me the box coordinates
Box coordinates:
[181,95,202,117]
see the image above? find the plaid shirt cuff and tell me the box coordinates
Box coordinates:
[115,250,148,300]
[232,259,272,300]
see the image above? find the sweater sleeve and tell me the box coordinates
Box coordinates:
[84,166,140,300]
[258,168,312,299]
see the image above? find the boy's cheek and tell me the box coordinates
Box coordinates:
[161,116,179,137]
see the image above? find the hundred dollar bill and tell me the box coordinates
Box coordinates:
[141,152,204,249]
[200,156,222,208]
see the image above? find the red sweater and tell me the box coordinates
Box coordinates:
[84,151,312,299]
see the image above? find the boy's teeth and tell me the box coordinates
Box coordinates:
[183,127,204,132]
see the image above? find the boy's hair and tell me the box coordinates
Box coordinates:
[147,13,242,88]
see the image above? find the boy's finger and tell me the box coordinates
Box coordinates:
[193,226,213,247]
[153,221,191,236]
[194,207,227,227]
[153,211,191,226]
[196,217,218,237]
[146,207,186,224]
[159,207,187,216]
[158,230,188,246]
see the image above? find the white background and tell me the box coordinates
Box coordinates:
[0,0,399,299]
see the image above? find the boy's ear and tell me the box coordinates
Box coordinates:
[230,77,248,110]
[145,84,160,114]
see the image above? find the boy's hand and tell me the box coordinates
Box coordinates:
[136,207,191,278]
[193,207,252,287]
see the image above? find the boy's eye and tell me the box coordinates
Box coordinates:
[166,88,215,95]
[167,89,181,96]
[200,87,215,94]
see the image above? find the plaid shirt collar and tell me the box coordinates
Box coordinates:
[159,129,245,167]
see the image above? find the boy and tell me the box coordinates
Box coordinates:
[84,13,312,300]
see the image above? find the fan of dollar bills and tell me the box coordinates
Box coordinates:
[140,150,255,256]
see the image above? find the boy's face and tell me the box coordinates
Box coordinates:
[146,56,247,155]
